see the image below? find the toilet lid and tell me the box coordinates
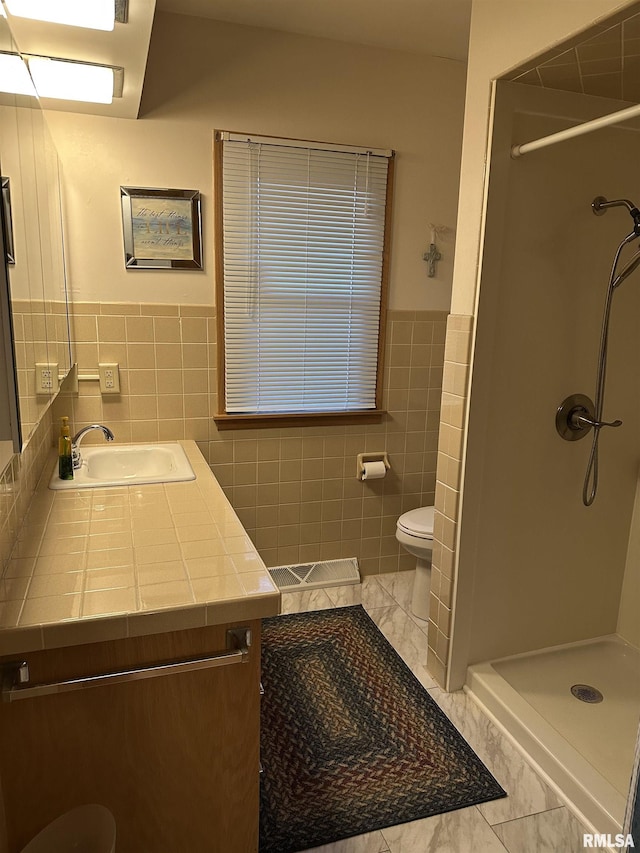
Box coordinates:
[397,506,434,537]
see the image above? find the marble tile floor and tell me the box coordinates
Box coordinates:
[280,571,590,853]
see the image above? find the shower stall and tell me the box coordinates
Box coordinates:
[452,79,640,838]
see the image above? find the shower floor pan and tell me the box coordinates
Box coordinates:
[465,634,640,837]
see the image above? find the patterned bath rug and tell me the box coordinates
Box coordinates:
[259,605,506,853]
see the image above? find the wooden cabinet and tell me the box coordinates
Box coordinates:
[0,621,261,853]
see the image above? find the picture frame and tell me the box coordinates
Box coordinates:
[120,186,202,269]
[1,177,15,265]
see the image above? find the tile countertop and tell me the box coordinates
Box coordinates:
[0,441,280,656]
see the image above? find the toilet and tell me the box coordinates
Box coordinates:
[21,805,116,853]
[396,506,434,621]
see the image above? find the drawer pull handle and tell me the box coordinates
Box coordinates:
[1,626,252,702]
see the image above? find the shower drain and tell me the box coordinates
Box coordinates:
[570,684,604,704]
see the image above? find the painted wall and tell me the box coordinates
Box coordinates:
[462,84,640,664]
[44,12,466,312]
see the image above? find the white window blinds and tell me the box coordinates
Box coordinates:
[220,133,391,415]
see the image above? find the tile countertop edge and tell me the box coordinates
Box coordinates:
[0,440,281,657]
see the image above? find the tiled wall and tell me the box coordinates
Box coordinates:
[11,299,70,444]
[0,409,53,574]
[428,314,473,688]
[52,303,447,576]
[58,302,215,446]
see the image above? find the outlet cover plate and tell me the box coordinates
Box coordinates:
[98,363,120,394]
[35,362,59,395]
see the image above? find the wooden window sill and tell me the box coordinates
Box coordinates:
[213,410,386,430]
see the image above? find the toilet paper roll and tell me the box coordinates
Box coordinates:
[361,461,387,480]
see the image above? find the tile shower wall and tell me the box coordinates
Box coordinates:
[52,304,447,576]
[428,314,473,688]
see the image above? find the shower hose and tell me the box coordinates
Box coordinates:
[582,235,632,506]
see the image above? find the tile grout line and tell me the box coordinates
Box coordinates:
[474,802,511,852]
[489,804,568,830]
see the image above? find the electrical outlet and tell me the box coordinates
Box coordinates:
[35,363,59,395]
[98,363,120,394]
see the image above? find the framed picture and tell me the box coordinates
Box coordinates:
[1,177,15,265]
[120,186,202,269]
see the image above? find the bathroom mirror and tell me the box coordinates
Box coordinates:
[0,12,73,462]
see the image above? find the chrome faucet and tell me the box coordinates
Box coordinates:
[71,424,115,470]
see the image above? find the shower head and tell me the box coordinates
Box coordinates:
[612,243,640,289]
[593,196,640,234]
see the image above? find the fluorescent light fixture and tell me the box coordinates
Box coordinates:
[0,51,36,96]
[28,56,114,103]
[4,0,115,31]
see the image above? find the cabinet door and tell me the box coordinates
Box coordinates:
[0,622,261,853]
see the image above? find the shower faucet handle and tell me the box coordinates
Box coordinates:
[570,411,622,432]
[556,394,622,442]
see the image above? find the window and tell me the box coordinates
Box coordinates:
[214,131,394,423]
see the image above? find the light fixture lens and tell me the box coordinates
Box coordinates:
[0,52,36,96]
[28,57,113,103]
[4,0,115,31]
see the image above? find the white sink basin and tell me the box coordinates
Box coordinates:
[49,443,196,490]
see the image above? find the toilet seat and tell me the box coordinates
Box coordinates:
[21,805,116,853]
[397,506,434,540]
[396,506,434,621]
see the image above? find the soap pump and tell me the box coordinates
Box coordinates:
[58,417,74,480]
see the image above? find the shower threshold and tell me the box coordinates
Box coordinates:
[465,634,640,838]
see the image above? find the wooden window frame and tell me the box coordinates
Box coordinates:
[213,130,394,429]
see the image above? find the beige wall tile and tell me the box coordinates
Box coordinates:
[127,370,158,396]
[183,369,208,394]
[447,314,473,332]
[427,651,446,688]
[154,343,182,369]
[35,306,451,595]
[440,392,466,429]
[75,342,99,365]
[130,396,159,421]
[100,303,140,316]
[181,318,208,343]
[97,317,126,343]
[146,304,179,317]
[156,369,184,394]
[98,341,127,364]
[127,343,156,369]
[436,630,450,662]
[130,420,160,442]
[126,316,154,342]
[439,574,453,608]
[182,343,208,369]
[154,317,182,343]
[74,316,98,342]
[157,395,184,419]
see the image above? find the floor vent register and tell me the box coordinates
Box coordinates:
[268,557,360,592]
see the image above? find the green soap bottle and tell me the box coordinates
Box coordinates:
[58,416,74,480]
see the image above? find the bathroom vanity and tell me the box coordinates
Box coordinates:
[0,441,280,853]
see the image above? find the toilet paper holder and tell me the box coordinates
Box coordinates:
[356,452,390,480]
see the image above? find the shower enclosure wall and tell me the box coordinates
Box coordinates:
[452,80,640,836]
